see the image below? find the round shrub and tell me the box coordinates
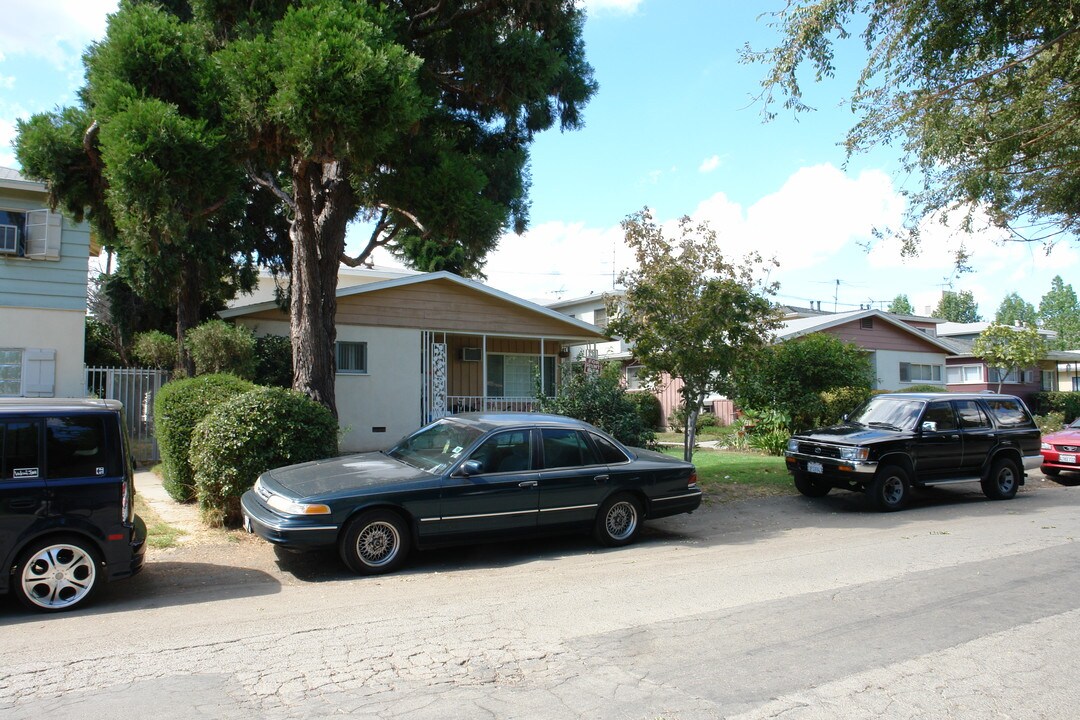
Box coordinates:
[185,319,257,379]
[154,373,257,501]
[191,387,338,527]
[133,330,177,370]
[626,391,662,429]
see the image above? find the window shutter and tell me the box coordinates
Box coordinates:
[23,210,62,260]
[23,348,56,397]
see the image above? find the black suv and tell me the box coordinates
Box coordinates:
[784,393,1042,511]
[1,399,147,612]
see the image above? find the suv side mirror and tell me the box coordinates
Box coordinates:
[458,459,484,477]
[921,421,937,433]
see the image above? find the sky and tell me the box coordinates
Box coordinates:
[1,0,1076,318]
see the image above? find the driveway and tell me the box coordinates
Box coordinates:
[1,470,1078,719]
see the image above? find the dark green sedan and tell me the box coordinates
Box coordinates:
[241,413,701,574]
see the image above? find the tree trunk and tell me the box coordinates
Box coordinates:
[289,159,357,418]
[682,386,705,463]
[175,260,200,377]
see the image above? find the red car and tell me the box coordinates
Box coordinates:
[1041,418,1080,477]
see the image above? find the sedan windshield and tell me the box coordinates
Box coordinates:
[386,419,484,473]
[849,397,925,432]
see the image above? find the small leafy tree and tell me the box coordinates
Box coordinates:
[996,292,1038,327]
[185,320,257,379]
[534,362,653,449]
[1039,276,1080,350]
[607,209,781,461]
[132,330,178,370]
[971,323,1048,392]
[933,290,981,323]
[888,295,914,315]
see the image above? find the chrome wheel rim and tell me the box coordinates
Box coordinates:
[21,543,97,610]
[605,501,638,541]
[997,467,1016,493]
[882,476,905,505]
[356,521,400,567]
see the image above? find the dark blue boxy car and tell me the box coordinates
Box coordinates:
[1,399,147,612]
[242,413,701,574]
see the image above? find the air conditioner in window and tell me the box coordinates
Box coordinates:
[460,347,482,362]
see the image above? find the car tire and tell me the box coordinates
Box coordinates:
[1041,466,1060,477]
[794,471,831,498]
[14,535,102,613]
[594,493,643,547]
[868,465,911,512]
[340,510,411,575]
[983,457,1020,500]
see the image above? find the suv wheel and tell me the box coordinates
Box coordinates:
[15,536,101,612]
[869,465,911,512]
[794,471,831,498]
[983,457,1020,500]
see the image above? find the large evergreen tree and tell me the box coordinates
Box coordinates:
[17,0,595,414]
[1039,276,1080,350]
[933,290,981,323]
[995,292,1038,327]
[744,0,1080,259]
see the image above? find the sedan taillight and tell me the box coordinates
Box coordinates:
[688,472,698,488]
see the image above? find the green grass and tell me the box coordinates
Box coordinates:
[661,448,794,502]
[135,495,182,549]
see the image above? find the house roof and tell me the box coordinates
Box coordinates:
[222,270,608,340]
[777,308,958,354]
[938,321,1057,339]
[0,166,46,193]
[545,289,624,310]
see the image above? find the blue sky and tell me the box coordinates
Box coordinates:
[2,0,1076,317]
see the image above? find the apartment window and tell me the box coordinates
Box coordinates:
[1042,370,1057,391]
[336,342,367,374]
[987,367,1020,384]
[592,308,607,328]
[946,364,983,384]
[0,349,22,396]
[625,365,644,391]
[0,209,60,259]
[899,362,942,383]
[487,354,555,397]
[0,211,25,254]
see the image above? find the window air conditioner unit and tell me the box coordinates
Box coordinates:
[460,347,482,362]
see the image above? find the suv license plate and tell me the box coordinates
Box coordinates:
[1061,454,1076,464]
[808,461,824,474]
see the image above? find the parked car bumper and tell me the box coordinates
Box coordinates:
[647,489,703,519]
[1040,448,1078,473]
[104,514,147,581]
[240,490,340,550]
[785,452,878,481]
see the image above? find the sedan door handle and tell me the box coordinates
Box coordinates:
[594,474,610,484]
[519,481,538,488]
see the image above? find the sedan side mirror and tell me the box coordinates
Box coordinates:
[458,459,484,477]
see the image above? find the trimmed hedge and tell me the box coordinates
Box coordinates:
[626,391,662,429]
[1031,392,1080,423]
[191,387,338,527]
[154,374,257,501]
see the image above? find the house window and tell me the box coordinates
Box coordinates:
[0,211,25,255]
[987,367,1020,384]
[899,362,942,383]
[0,209,60,259]
[626,365,644,391]
[946,364,983,384]
[0,349,22,396]
[1042,370,1057,391]
[593,308,607,328]
[487,354,555,397]
[336,342,367,374]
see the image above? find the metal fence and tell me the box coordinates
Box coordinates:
[85,366,170,463]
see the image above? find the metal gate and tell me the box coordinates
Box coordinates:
[85,366,170,463]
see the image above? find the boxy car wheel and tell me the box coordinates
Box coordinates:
[15,536,101,612]
[594,493,643,547]
[340,510,411,575]
[983,457,1020,500]
[869,465,911,512]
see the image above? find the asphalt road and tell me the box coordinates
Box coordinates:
[2,474,1079,719]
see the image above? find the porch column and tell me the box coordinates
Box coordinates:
[482,334,488,412]
[540,338,545,401]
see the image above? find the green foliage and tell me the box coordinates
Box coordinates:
[971,323,1048,392]
[1035,412,1065,435]
[85,317,122,367]
[154,373,257,502]
[744,0,1080,258]
[732,333,875,432]
[1031,392,1080,423]
[133,330,178,369]
[190,387,338,527]
[887,294,914,315]
[535,363,654,449]
[996,292,1038,327]
[254,334,293,388]
[933,291,981,323]
[740,408,793,456]
[625,391,662,430]
[894,384,948,393]
[608,209,781,461]
[1039,276,1080,350]
[820,386,874,424]
[185,320,256,378]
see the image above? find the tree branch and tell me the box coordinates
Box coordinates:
[246,163,296,213]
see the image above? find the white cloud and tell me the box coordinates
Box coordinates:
[698,154,722,173]
[582,0,645,14]
[0,0,116,69]
[0,116,19,167]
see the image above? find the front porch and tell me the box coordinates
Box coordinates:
[421,331,570,422]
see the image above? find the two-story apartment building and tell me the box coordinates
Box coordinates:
[0,167,91,397]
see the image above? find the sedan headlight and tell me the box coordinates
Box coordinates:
[839,447,870,461]
[266,494,332,516]
[786,438,799,453]
[1041,442,1052,450]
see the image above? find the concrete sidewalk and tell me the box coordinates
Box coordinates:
[134,469,203,538]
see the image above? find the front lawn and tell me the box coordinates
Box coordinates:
[662,448,794,503]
